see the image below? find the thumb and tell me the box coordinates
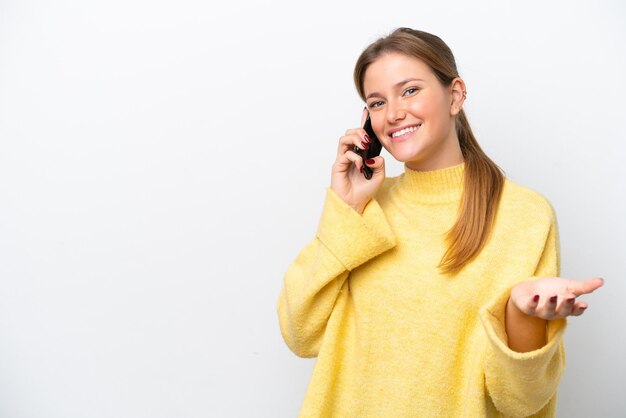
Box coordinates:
[570,277,605,296]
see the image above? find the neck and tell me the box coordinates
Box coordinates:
[395,162,465,205]
[405,153,464,172]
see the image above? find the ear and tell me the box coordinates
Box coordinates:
[449,77,467,116]
[361,106,369,126]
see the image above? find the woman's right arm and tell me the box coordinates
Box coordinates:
[278,110,394,358]
[277,188,396,357]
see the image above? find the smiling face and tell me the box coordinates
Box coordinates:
[363,52,465,171]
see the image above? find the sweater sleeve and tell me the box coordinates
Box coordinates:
[479,212,567,417]
[277,187,397,358]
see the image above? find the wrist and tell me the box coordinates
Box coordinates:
[505,297,547,352]
[352,199,370,215]
[506,296,545,323]
[353,203,366,214]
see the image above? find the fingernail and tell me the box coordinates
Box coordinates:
[361,141,370,149]
[363,134,371,143]
[580,306,588,311]
[533,295,540,303]
[567,297,575,304]
[366,158,375,165]
[359,166,363,173]
[550,295,558,304]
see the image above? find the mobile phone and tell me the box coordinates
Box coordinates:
[354,114,382,180]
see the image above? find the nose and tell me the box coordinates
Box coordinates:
[385,100,406,124]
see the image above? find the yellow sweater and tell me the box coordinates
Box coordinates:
[278,162,566,418]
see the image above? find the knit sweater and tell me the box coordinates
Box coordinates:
[278,162,566,418]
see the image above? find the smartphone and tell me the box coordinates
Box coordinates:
[354,114,382,180]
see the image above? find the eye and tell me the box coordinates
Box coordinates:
[368,100,385,109]
[403,87,419,96]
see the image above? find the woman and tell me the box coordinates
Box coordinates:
[277,28,603,417]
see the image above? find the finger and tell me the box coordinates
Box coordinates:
[555,294,577,317]
[364,155,385,173]
[514,293,540,316]
[337,136,367,161]
[334,149,364,171]
[337,131,369,158]
[538,294,559,320]
[525,294,540,315]
[568,277,605,297]
[570,302,589,317]
[338,132,368,151]
[344,128,368,140]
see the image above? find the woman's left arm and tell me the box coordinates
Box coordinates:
[506,276,604,352]
[480,208,603,417]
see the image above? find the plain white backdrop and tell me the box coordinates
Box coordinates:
[0,0,624,417]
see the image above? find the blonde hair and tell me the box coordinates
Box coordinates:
[354,28,504,274]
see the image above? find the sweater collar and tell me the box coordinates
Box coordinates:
[394,162,465,205]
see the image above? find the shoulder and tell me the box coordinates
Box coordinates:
[498,178,557,226]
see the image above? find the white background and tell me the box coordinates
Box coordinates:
[0,0,624,417]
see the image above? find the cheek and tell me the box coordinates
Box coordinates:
[408,96,436,117]
[370,116,386,141]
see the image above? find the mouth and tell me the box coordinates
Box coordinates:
[389,124,422,142]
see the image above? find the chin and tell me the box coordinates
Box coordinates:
[389,149,423,164]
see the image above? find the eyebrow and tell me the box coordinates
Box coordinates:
[365,78,425,101]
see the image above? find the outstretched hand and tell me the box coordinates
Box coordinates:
[509,276,604,320]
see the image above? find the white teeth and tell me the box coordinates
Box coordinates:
[391,124,421,138]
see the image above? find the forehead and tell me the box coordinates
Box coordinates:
[363,53,434,91]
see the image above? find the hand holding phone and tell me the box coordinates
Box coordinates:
[330,108,386,214]
[353,113,382,180]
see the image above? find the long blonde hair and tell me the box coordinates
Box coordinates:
[354,28,504,274]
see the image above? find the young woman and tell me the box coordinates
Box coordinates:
[278,28,603,417]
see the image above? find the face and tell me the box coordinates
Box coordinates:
[363,52,465,171]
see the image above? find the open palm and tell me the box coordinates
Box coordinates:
[510,276,604,320]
